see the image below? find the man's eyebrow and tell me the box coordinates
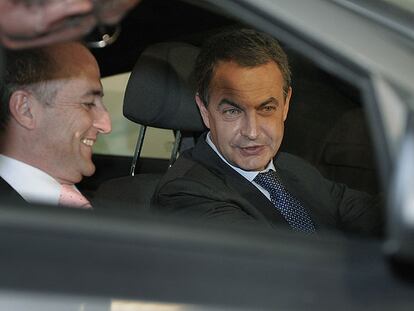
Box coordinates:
[83,89,104,97]
[259,97,279,108]
[218,97,279,110]
[218,98,242,109]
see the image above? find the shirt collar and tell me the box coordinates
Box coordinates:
[0,154,61,205]
[205,132,275,182]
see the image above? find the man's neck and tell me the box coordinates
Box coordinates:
[205,132,275,182]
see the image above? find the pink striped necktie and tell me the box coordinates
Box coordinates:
[59,184,92,209]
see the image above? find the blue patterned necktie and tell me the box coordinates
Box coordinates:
[254,170,316,234]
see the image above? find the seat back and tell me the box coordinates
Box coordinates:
[317,108,379,194]
[124,41,205,175]
[94,42,205,208]
[281,49,379,193]
[93,174,161,210]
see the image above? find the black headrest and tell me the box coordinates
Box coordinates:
[123,42,205,132]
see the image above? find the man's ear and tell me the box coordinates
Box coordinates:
[8,91,36,130]
[283,87,292,122]
[195,93,210,129]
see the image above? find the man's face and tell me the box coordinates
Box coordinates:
[196,61,291,171]
[32,44,111,184]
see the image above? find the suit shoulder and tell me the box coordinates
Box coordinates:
[276,152,318,173]
[156,148,222,188]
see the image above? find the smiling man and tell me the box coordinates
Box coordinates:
[152,28,383,237]
[0,41,111,208]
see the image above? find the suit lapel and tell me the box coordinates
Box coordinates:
[225,172,289,227]
[0,177,27,205]
[191,136,290,228]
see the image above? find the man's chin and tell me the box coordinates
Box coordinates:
[82,163,96,178]
[235,159,269,172]
[232,149,274,171]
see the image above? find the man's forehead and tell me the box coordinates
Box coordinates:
[212,61,283,88]
[210,63,284,102]
[42,76,103,99]
[46,42,99,78]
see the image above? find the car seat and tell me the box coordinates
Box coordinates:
[93,42,205,209]
[281,49,380,194]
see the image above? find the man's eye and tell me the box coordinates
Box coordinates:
[82,103,95,109]
[223,108,240,116]
[261,105,276,113]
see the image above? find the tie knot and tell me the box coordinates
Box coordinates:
[254,170,282,192]
[59,184,92,209]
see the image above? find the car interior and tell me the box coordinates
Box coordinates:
[79,0,381,211]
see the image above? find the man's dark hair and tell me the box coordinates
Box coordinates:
[0,47,56,131]
[195,28,292,105]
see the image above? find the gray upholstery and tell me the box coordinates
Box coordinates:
[93,174,161,210]
[281,49,379,194]
[94,42,205,209]
[123,42,204,131]
[317,108,379,194]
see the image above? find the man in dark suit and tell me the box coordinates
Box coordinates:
[0,176,26,204]
[0,41,111,208]
[152,28,382,237]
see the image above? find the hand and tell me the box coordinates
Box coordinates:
[0,0,140,49]
[94,0,141,25]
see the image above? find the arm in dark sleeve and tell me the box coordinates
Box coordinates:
[152,177,271,228]
[326,179,384,238]
[278,152,384,237]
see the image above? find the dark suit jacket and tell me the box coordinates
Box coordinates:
[0,177,27,205]
[152,136,383,237]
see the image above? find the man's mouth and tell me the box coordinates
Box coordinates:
[239,145,264,155]
[81,138,95,147]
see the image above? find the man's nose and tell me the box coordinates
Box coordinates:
[241,113,258,140]
[93,108,112,134]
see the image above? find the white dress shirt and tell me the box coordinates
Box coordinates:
[0,154,61,205]
[205,132,275,200]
